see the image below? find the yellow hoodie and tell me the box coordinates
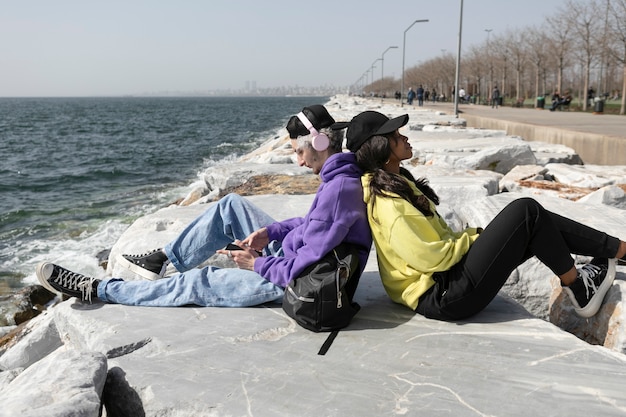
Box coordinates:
[362,173,480,310]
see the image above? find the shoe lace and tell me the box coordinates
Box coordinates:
[578,263,602,299]
[57,269,97,302]
[124,249,161,259]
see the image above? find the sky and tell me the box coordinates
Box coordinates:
[0,0,566,97]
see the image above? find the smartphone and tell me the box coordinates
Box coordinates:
[225,243,243,251]
[224,242,262,256]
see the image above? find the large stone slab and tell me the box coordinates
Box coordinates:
[41,271,626,416]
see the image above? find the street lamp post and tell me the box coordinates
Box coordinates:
[381,46,398,85]
[401,19,429,106]
[371,58,381,86]
[454,0,464,117]
[485,29,493,99]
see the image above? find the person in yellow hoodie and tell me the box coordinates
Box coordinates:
[331,111,626,321]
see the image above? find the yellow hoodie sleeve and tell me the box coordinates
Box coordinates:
[378,198,475,275]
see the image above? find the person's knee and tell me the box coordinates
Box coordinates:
[219,193,245,209]
[506,197,541,215]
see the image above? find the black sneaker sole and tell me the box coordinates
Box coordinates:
[36,262,60,294]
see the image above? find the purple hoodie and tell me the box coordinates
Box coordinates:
[254,152,372,288]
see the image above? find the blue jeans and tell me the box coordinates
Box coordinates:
[98,194,285,307]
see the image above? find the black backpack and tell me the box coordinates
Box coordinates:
[282,243,361,334]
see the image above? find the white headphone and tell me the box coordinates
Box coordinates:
[296,111,330,151]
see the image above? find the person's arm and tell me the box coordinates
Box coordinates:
[375,197,474,274]
[264,217,305,242]
[389,212,475,274]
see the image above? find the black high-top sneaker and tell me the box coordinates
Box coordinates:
[562,258,616,318]
[36,262,100,303]
[117,248,169,280]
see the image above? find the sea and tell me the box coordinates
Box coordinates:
[0,95,328,296]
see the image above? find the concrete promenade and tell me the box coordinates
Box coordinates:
[383,98,626,165]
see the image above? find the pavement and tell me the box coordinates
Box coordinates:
[448,101,624,138]
[377,98,626,165]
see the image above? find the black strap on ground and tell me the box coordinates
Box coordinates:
[317,330,340,355]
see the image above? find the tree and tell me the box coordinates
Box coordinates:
[527,27,551,107]
[505,31,528,100]
[608,0,626,114]
[562,0,603,110]
[491,35,512,99]
[545,12,574,95]
[463,46,486,101]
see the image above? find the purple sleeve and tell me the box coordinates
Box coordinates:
[264,217,304,242]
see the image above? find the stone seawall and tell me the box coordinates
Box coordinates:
[462,113,626,165]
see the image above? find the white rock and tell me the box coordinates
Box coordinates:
[0,348,107,417]
[577,185,626,209]
[0,311,62,371]
[0,368,21,391]
[528,142,583,165]
[550,275,626,353]
[454,143,537,173]
[500,164,549,192]
[200,162,311,195]
[546,163,626,188]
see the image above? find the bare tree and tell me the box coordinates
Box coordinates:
[608,0,626,114]
[545,12,574,95]
[527,27,551,107]
[463,46,487,102]
[562,0,603,110]
[435,53,457,100]
[491,35,511,100]
[404,67,422,93]
[505,30,528,100]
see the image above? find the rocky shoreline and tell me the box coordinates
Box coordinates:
[1,95,626,416]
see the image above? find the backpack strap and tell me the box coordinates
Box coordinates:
[317,330,340,355]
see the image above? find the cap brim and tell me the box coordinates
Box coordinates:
[375,114,409,135]
[330,121,350,130]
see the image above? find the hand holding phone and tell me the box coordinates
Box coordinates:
[225,243,243,251]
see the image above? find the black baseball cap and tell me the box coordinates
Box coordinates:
[331,111,409,152]
[286,105,335,139]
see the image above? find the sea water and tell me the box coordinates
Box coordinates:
[0,96,327,295]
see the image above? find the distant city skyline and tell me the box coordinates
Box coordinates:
[129,83,345,98]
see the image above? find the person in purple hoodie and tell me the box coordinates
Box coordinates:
[36,105,372,308]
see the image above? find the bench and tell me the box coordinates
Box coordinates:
[558,101,571,111]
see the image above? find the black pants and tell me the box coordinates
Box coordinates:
[416,198,620,320]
